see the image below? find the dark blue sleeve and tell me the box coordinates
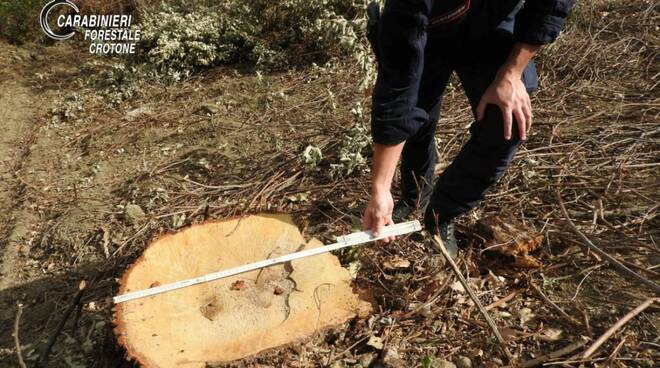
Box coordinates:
[370,0,433,145]
[514,0,575,45]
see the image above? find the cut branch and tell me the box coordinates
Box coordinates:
[13,304,27,368]
[556,190,660,295]
[581,297,658,359]
[432,235,515,363]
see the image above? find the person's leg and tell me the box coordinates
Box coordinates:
[424,32,538,232]
[398,36,453,211]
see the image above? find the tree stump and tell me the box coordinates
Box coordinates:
[114,214,372,367]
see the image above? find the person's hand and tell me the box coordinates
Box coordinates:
[362,190,395,243]
[476,72,532,140]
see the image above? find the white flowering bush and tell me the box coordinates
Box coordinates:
[329,103,372,178]
[137,0,375,85]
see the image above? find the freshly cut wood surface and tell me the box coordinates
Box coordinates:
[114,214,372,367]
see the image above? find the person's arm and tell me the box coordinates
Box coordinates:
[362,142,404,241]
[477,0,575,140]
[476,42,540,141]
[363,2,431,241]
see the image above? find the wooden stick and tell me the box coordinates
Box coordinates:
[581,297,657,359]
[521,336,589,368]
[529,282,582,326]
[432,235,514,363]
[13,304,27,368]
[38,280,89,365]
[556,191,660,294]
[485,289,521,311]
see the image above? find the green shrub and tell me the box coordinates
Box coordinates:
[0,0,45,44]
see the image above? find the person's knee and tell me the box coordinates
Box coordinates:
[470,104,521,150]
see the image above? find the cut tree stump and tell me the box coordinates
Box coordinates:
[476,216,544,268]
[114,214,372,367]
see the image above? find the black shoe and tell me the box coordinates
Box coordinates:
[392,201,428,223]
[392,202,415,223]
[427,220,458,259]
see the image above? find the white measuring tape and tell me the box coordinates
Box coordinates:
[113,220,422,304]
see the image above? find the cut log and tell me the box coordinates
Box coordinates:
[476,216,544,268]
[114,214,372,367]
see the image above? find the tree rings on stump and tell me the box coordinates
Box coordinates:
[114,214,372,367]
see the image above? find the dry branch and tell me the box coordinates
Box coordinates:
[580,297,658,359]
[521,336,589,368]
[13,304,27,368]
[431,235,514,363]
[38,280,89,366]
[529,282,582,326]
[556,190,660,295]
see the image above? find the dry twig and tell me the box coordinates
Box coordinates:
[431,235,514,363]
[521,336,590,368]
[580,297,658,359]
[13,303,27,368]
[529,282,582,326]
[556,190,660,294]
[38,280,90,365]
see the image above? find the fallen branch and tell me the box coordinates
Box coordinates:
[13,303,27,368]
[581,297,658,359]
[529,282,582,326]
[485,289,521,311]
[521,336,589,367]
[556,190,660,294]
[432,235,514,363]
[38,280,90,366]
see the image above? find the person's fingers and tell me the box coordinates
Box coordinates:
[476,97,487,121]
[502,106,513,140]
[513,107,527,140]
[372,215,385,238]
[524,99,533,133]
[362,210,372,230]
[385,215,394,242]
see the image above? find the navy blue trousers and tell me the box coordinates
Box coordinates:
[370,0,538,232]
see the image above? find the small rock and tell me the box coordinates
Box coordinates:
[125,106,151,121]
[455,356,472,368]
[381,347,405,368]
[274,286,284,295]
[331,361,347,368]
[432,360,456,368]
[367,336,384,350]
[196,102,220,115]
[30,52,45,62]
[383,256,411,270]
[358,353,375,367]
[124,204,145,224]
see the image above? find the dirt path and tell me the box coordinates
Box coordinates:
[0,46,41,290]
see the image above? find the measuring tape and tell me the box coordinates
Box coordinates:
[113,220,422,304]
